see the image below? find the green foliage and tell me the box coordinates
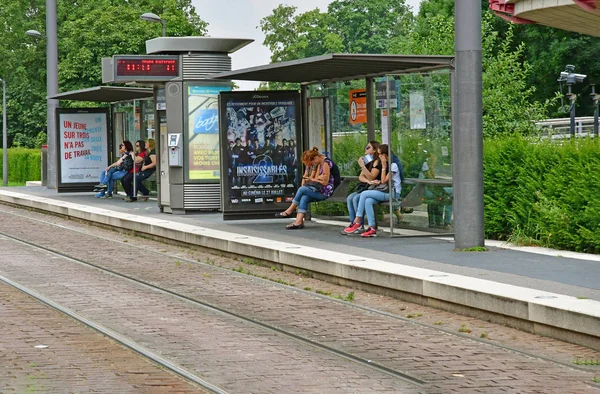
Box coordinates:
[484,135,600,253]
[0,0,207,148]
[0,148,41,183]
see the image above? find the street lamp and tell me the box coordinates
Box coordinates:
[0,78,6,186]
[557,65,587,137]
[25,29,44,39]
[141,12,166,37]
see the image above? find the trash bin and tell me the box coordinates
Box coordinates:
[41,144,48,186]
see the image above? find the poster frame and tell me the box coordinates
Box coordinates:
[218,90,302,220]
[56,108,110,193]
[184,81,232,184]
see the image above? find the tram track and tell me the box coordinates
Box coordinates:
[2,207,598,375]
[0,229,427,389]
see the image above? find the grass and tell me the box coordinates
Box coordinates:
[433,321,443,326]
[576,296,589,299]
[573,359,600,366]
[593,377,600,384]
[456,246,488,252]
[480,332,489,339]
[335,291,356,302]
[316,289,332,296]
[0,180,27,186]
[458,324,472,333]
[202,273,211,278]
[303,287,312,291]
[175,260,181,267]
[406,313,423,319]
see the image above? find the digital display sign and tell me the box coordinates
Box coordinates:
[113,56,179,81]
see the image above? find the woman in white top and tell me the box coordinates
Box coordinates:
[343,144,401,237]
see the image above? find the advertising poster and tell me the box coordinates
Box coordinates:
[349,89,367,124]
[410,90,426,129]
[219,91,301,218]
[375,80,398,109]
[57,109,109,191]
[187,85,231,181]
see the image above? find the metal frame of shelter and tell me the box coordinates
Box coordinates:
[207,53,456,237]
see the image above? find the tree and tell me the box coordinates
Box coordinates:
[0,0,207,148]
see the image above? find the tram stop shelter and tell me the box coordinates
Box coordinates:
[207,53,455,235]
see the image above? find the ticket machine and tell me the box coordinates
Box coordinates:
[102,37,253,214]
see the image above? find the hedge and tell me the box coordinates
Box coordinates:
[0,148,42,184]
[484,135,600,253]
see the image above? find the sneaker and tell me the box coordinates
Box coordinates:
[105,193,113,199]
[95,192,105,198]
[94,184,107,189]
[361,227,377,237]
[343,222,363,234]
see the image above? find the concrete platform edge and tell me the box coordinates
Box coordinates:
[1,190,599,350]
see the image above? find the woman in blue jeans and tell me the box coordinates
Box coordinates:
[344,140,382,234]
[94,140,133,198]
[275,147,335,229]
[344,144,401,237]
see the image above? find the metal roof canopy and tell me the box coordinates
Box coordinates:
[206,53,455,85]
[48,86,153,102]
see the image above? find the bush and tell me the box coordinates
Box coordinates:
[484,135,600,253]
[0,148,41,184]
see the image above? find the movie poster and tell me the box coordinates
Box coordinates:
[57,109,109,191]
[187,85,231,181]
[219,91,301,216]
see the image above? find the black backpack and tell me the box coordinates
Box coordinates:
[120,154,134,172]
[329,159,341,190]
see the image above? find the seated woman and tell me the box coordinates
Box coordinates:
[94,140,133,198]
[121,140,148,202]
[275,147,335,229]
[344,140,382,234]
[134,138,157,201]
[344,144,401,237]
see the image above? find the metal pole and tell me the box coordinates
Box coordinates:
[454,0,484,248]
[46,0,59,189]
[385,75,394,236]
[591,84,599,138]
[568,84,576,138]
[2,79,7,186]
[366,77,375,142]
[161,20,166,37]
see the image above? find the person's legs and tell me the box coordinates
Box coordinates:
[356,191,388,227]
[107,170,127,196]
[121,173,135,200]
[346,192,359,223]
[136,171,153,197]
[288,189,326,228]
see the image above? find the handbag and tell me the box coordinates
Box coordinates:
[368,183,389,192]
[304,181,321,190]
[354,182,369,193]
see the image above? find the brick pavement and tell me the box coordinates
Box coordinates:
[0,233,422,393]
[0,282,204,393]
[1,207,599,393]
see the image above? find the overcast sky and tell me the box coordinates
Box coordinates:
[191,0,423,90]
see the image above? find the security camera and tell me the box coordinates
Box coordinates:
[567,73,587,84]
[565,64,576,73]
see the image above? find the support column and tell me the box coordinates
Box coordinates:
[46,0,59,189]
[454,0,485,248]
[366,77,375,142]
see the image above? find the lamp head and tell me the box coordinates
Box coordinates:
[25,29,44,38]
[140,12,162,23]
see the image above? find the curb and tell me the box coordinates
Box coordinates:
[1,189,599,350]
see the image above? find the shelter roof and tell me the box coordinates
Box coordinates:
[206,53,454,85]
[48,86,153,102]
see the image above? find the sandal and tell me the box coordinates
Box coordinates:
[275,211,292,218]
[286,222,305,230]
[139,196,149,202]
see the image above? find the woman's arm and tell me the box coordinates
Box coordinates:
[313,162,330,186]
[358,159,380,182]
[301,165,316,186]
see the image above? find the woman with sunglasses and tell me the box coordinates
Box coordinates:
[275,147,335,229]
[121,140,148,202]
[93,141,133,198]
[344,144,402,237]
[343,140,382,234]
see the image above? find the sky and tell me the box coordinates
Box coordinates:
[191,0,423,90]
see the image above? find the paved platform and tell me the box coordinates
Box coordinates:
[1,186,599,350]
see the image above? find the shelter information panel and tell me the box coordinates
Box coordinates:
[113,55,179,81]
[219,91,301,218]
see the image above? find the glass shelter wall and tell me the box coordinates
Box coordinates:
[307,71,453,231]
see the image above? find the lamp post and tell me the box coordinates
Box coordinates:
[25,3,58,190]
[141,12,166,37]
[591,84,599,138]
[0,78,6,186]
